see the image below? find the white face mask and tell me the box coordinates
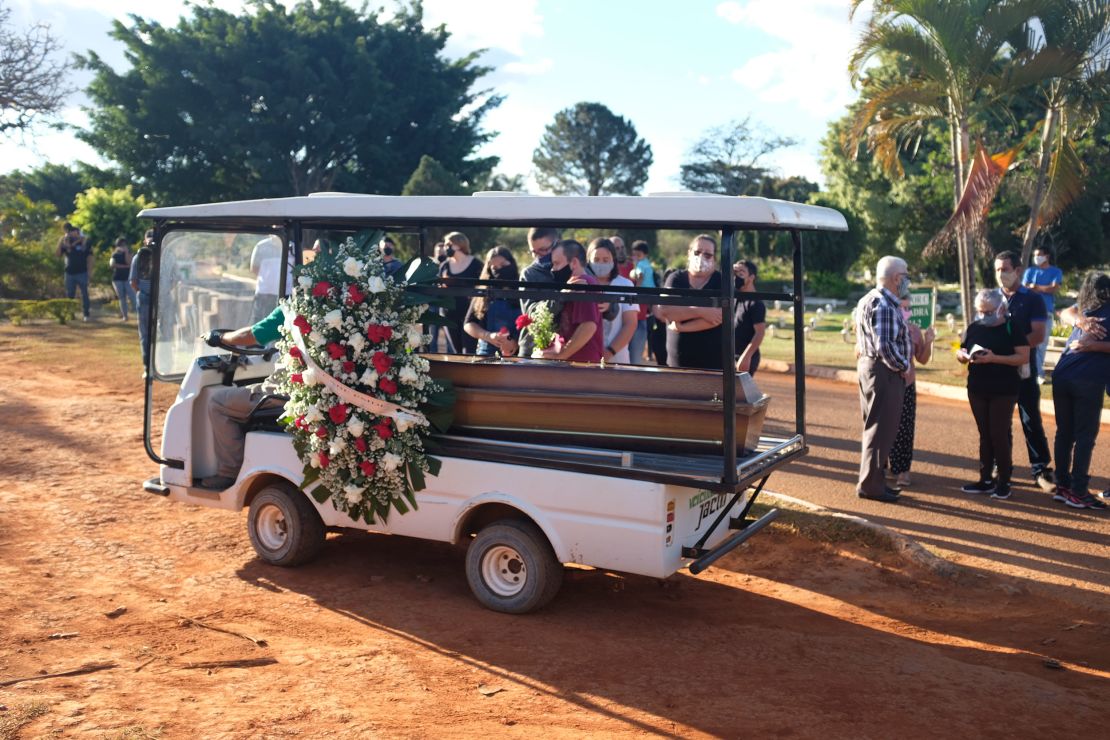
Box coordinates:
[588,261,612,278]
[689,255,713,274]
[1034,255,1048,267]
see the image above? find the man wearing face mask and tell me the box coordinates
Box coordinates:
[657,235,725,370]
[539,240,603,363]
[853,256,913,503]
[1023,246,1063,383]
[518,227,562,357]
[995,251,1055,493]
[380,237,404,280]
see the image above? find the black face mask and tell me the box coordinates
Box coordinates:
[436,254,447,263]
[383,246,393,256]
[445,245,455,258]
[552,265,572,283]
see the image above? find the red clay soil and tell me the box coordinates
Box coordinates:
[0,325,1107,738]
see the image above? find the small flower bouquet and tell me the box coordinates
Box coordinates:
[522,302,562,357]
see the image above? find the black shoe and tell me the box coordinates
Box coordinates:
[858,489,900,503]
[990,482,1012,500]
[961,479,995,494]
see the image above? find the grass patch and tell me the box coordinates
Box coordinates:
[0,702,49,740]
[750,500,895,552]
[0,317,143,379]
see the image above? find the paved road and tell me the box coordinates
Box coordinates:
[755,372,1110,601]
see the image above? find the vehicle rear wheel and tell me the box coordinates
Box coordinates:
[465,519,563,614]
[247,484,325,567]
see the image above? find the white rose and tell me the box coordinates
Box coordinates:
[381,452,402,472]
[367,276,386,294]
[347,417,365,438]
[407,325,423,349]
[302,367,318,386]
[343,257,364,277]
[359,368,379,386]
[398,365,418,384]
[309,330,326,346]
[304,405,323,424]
[310,452,323,469]
[324,309,344,330]
[348,332,366,354]
[344,484,364,505]
[297,275,313,291]
[329,437,347,456]
[395,415,414,434]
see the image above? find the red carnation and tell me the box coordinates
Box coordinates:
[312,281,333,298]
[288,346,302,359]
[372,351,393,375]
[341,360,355,374]
[346,284,366,305]
[328,404,348,424]
[354,437,368,452]
[498,326,510,335]
[293,315,312,333]
[379,377,398,395]
[515,314,532,330]
[290,373,303,384]
[326,342,346,360]
[374,421,393,440]
[318,452,330,469]
[359,460,377,477]
[316,425,328,438]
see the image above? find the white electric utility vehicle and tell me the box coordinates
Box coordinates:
[139,193,846,613]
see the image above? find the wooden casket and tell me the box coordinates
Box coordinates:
[425,354,770,455]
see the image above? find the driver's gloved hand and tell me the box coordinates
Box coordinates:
[202,330,223,347]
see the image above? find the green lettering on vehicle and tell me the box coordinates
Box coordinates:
[688,490,715,509]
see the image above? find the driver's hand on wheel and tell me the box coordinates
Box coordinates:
[203,330,224,347]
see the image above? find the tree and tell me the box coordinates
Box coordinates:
[845,0,1066,323]
[679,118,797,195]
[401,155,467,196]
[77,0,500,204]
[70,186,154,254]
[0,0,71,135]
[532,102,652,195]
[0,162,130,216]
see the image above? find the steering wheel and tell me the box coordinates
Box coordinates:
[203,329,279,359]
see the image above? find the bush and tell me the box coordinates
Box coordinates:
[1,299,80,325]
[806,271,861,300]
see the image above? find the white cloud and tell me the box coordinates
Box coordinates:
[502,57,553,76]
[422,0,544,58]
[717,0,867,118]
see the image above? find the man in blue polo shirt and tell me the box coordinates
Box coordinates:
[1023,246,1064,382]
[197,306,287,489]
[996,251,1055,492]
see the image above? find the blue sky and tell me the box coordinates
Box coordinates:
[4,0,869,196]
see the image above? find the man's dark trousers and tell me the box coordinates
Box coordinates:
[1017,375,1052,478]
[857,357,905,497]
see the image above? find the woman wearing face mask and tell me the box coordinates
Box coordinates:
[656,235,724,370]
[438,231,483,354]
[587,238,638,363]
[463,246,522,357]
[956,289,1031,501]
[887,290,936,488]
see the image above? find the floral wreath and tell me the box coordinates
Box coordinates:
[274,235,453,523]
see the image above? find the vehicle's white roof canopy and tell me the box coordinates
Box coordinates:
[140,192,848,231]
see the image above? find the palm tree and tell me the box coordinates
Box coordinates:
[844,0,1060,323]
[1012,0,1110,264]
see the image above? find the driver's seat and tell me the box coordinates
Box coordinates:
[241,393,289,434]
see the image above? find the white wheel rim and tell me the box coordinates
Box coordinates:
[481,545,527,597]
[255,503,288,551]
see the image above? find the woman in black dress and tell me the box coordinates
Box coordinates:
[957,288,1030,501]
[437,231,483,354]
[657,234,724,370]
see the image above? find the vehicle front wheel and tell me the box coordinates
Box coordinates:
[465,520,563,614]
[247,484,325,567]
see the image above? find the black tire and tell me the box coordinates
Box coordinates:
[465,519,564,614]
[247,484,325,567]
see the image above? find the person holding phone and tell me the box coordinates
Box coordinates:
[957,289,1030,501]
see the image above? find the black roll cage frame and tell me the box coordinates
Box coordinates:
[141,216,809,508]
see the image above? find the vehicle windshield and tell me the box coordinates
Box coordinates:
[154,229,289,378]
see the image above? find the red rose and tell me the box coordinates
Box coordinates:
[288,346,302,359]
[312,281,333,298]
[354,437,368,452]
[328,404,348,424]
[359,460,377,477]
[341,360,355,374]
[366,324,394,344]
[374,421,393,440]
[498,326,510,336]
[290,373,303,384]
[319,452,330,468]
[346,284,366,305]
[294,415,306,429]
[293,315,311,333]
[379,377,398,395]
[326,342,346,360]
[515,314,532,330]
[315,425,328,438]
[372,351,393,375]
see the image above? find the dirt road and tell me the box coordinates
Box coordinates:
[1,323,1107,738]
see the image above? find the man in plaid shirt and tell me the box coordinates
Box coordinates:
[854,256,913,502]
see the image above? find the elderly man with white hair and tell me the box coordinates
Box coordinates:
[853,255,913,502]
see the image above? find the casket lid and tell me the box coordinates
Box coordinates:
[140,193,848,232]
